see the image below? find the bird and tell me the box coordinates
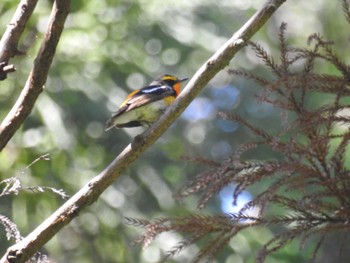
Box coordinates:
[105,74,188,130]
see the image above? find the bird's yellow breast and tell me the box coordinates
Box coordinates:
[162,96,176,105]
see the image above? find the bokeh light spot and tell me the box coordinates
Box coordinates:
[22,128,43,148]
[219,184,252,214]
[103,186,125,209]
[215,119,239,133]
[211,85,240,110]
[145,38,162,55]
[186,124,206,144]
[182,98,215,121]
[162,48,180,65]
[210,140,232,159]
[86,121,104,139]
[126,73,146,89]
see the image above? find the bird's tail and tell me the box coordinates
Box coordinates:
[105,118,115,131]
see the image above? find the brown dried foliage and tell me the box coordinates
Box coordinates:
[127,4,350,263]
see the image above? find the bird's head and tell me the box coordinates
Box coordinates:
[154,74,188,95]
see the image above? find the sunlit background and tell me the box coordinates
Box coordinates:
[0,0,348,262]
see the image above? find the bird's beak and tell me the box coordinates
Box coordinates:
[179,77,189,83]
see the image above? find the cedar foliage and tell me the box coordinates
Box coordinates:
[127,2,350,262]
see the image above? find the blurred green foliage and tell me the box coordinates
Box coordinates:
[0,0,348,262]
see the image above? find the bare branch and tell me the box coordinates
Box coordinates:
[0,0,286,262]
[0,0,38,80]
[0,0,70,152]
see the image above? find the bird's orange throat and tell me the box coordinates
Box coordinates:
[173,83,181,96]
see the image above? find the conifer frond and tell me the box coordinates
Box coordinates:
[129,18,350,262]
[248,41,280,76]
[342,0,350,24]
[181,155,221,167]
[228,69,270,86]
[218,111,272,141]
[278,22,289,73]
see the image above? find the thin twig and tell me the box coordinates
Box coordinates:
[0,0,38,80]
[0,0,286,262]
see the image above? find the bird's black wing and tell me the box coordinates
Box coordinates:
[105,85,176,130]
[118,84,176,114]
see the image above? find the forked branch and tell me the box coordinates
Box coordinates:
[0,0,71,151]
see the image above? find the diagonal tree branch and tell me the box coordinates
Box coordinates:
[0,0,39,80]
[0,0,71,152]
[0,0,286,262]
